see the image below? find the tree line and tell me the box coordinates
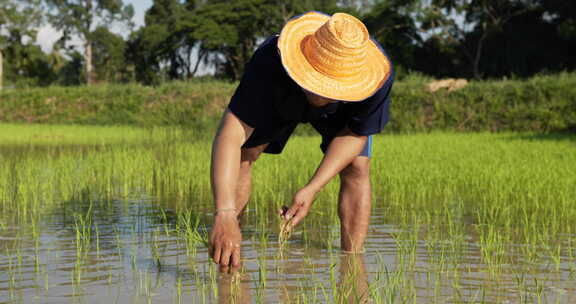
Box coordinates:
[1,0,574,88]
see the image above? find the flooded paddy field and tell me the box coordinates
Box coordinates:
[0,124,575,303]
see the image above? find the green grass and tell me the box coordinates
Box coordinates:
[0,124,575,303]
[1,72,575,132]
[0,123,176,145]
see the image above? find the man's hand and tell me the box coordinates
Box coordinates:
[209,212,242,267]
[282,187,318,229]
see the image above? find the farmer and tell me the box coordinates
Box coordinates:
[209,11,394,267]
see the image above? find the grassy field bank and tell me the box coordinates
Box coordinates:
[1,73,575,133]
[1,124,575,302]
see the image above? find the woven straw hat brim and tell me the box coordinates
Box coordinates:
[278,12,391,102]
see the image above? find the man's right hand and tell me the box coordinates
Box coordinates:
[209,212,242,267]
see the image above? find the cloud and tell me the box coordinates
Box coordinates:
[37,25,60,53]
[37,25,83,53]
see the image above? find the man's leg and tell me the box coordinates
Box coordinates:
[338,156,371,252]
[236,144,268,219]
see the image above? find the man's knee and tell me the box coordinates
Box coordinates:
[340,157,370,185]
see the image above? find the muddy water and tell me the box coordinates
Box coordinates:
[1,198,574,304]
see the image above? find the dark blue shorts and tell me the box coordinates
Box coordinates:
[242,122,373,158]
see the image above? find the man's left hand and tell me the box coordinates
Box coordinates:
[282,187,318,229]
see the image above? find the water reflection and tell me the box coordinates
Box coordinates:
[1,196,576,303]
[215,253,370,304]
[338,253,369,304]
[218,270,252,304]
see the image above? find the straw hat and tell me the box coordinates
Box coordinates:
[278,11,391,102]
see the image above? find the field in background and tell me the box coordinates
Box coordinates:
[1,72,575,133]
[1,124,575,303]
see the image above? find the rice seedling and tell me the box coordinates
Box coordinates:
[0,124,575,303]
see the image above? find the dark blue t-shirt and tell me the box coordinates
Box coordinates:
[228,35,394,153]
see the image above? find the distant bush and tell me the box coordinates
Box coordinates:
[390,72,576,133]
[0,73,574,133]
[0,80,235,132]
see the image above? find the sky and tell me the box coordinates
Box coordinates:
[37,0,153,53]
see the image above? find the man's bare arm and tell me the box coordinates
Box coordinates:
[210,109,253,267]
[283,127,367,227]
[211,109,254,209]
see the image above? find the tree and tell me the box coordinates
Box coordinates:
[190,0,374,80]
[92,26,127,82]
[131,0,368,82]
[540,0,576,70]
[0,45,2,90]
[44,0,134,84]
[141,0,197,81]
[4,38,55,87]
[0,0,43,89]
[58,51,84,85]
[362,0,421,74]
[420,0,538,79]
[276,0,339,23]
[191,0,283,80]
[130,0,219,84]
